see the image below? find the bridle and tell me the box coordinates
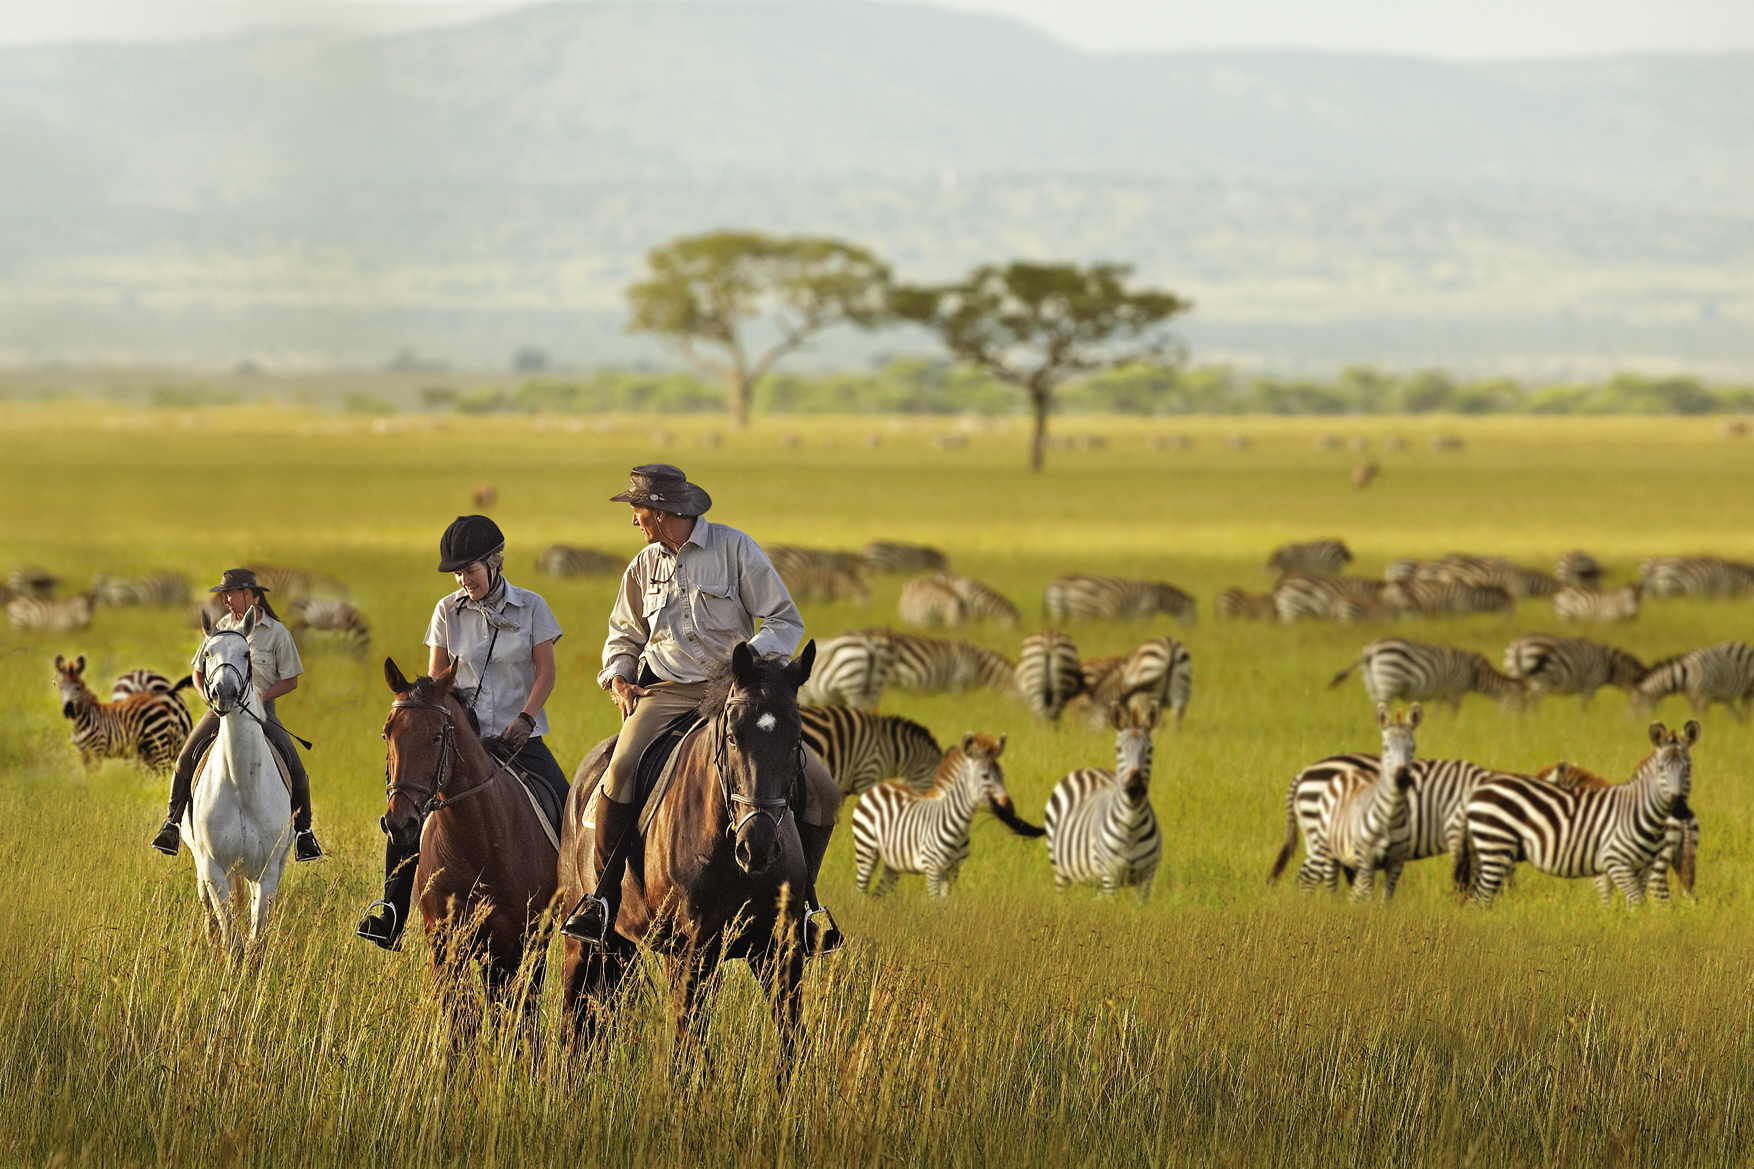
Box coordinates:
[200,629,253,714]
[715,696,800,839]
[385,693,498,823]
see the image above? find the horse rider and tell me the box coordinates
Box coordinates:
[561,464,843,953]
[356,514,569,950]
[151,567,322,861]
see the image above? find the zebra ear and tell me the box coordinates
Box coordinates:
[200,608,214,636]
[960,732,977,755]
[994,734,1007,756]
[1376,702,1390,729]
[1110,702,1128,731]
[54,654,65,671]
[383,657,412,695]
[75,654,85,674]
[1138,699,1161,730]
[1683,720,1701,745]
[1649,722,1666,747]
[1408,703,1423,729]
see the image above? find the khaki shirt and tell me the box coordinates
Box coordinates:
[196,610,303,718]
[425,581,562,738]
[599,518,804,688]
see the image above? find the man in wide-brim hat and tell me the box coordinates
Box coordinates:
[564,463,842,952]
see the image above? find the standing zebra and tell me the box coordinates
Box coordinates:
[1553,584,1640,622]
[535,544,622,577]
[796,631,895,710]
[862,540,948,574]
[1044,700,1163,899]
[53,654,193,772]
[287,597,371,658]
[1266,539,1352,579]
[851,733,1037,897]
[242,563,350,600]
[801,704,943,795]
[1271,575,1390,623]
[109,668,192,701]
[1044,574,1196,625]
[91,571,190,606]
[1501,634,1644,707]
[1329,638,1524,711]
[8,594,94,632]
[1638,556,1754,599]
[855,630,1015,695]
[1454,721,1699,906]
[1079,636,1192,729]
[1546,766,1701,903]
[1632,641,1754,718]
[1015,630,1084,722]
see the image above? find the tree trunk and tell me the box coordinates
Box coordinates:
[731,373,753,429]
[1028,388,1051,472]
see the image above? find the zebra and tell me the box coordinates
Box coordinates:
[534,544,622,577]
[109,668,190,701]
[767,544,870,603]
[1215,587,1276,621]
[1545,766,1701,903]
[851,733,1035,896]
[287,597,371,657]
[800,705,942,795]
[852,630,1015,695]
[796,632,895,710]
[8,565,59,598]
[940,574,1019,626]
[1268,702,1420,899]
[242,563,350,600]
[1392,555,1558,599]
[898,575,967,627]
[1329,638,1524,711]
[8,594,94,632]
[1502,634,1645,707]
[1553,584,1640,623]
[91,571,190,606]
[1014,630,1084,722]
[767,545,868,579]
[1554,550,1603,590]
[1638,556,1754,599]
[1266,539,1352,579]
[1044,575,1196,625]
[1381,580,1514,617]
[53,653,193,773]
[1271,575,1391,623]
[1632,641,1754,718]
[1079,636,1191,729]
[1453,721,1699,906]
[1044,700,1163,898]
[862,540,948,574]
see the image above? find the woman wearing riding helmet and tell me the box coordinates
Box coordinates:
[356,514,569,950]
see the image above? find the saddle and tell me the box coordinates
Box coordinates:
[583,710,707,835]
[192,736,293,796]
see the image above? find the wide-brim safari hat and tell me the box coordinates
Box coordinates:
[208,567,267,593]
[609,464,712,517]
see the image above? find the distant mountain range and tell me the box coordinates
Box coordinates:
[1,1,1749,374]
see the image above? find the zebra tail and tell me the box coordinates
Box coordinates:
[170,675,195,694]
[1328,658,1362,689]
[1267,790,1297,884]
[989,797,1046,838]
[1451,829,1475,897]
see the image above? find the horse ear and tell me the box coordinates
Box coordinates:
[384,657,411,694]
[789,639,817,689]
[731,641,759,687]
[1684,719,1701,745]
[200,608,214,635]
[1649,722,1666,747]
[430,662,456,696]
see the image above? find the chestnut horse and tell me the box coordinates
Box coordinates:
[559,641,817,1073]
[381,660,559,1042]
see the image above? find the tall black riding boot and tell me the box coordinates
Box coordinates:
[795,821,845,956]
[356,837,419,951]
[561,797,639,944]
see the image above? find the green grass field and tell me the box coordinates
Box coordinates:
[3,405,1753,1168]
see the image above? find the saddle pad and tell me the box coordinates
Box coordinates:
[578,710,704,834]
[192,737,292,796]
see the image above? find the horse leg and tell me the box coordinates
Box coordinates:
[669,955,716,1078]
[753,942,806,1092]
[197,856,238,959]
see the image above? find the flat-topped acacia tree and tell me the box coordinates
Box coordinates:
[890,263,1191,471]
[626,230,893,428]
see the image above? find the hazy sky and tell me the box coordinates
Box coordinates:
[3,0,1749,57]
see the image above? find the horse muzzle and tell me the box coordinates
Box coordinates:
[733,815,782,876]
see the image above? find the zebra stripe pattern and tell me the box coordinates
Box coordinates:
[1271,575,1389,623]
[862,540,948,574]
[1382,579,1514,617]
[1080,636,1191,729]
[851,733,1016,897]
[1547,772,1701,903]
[768,545,870,603]
[1455,721,1699,906]
[287,597,371,658]
[1554,550,1604,590]
[1266,538,1352,579]
[796,632,895,710]
[109,668,192,701]
[8,594,94,632]
[1553,584,1641,622]
[1502,634,1645,706]
[8,565,59,599]
[1015,630,1084,722]
[1044,701,1163,898]
[91,571,190,607]
[800,704,942,795]
[535,544,622,577]
[1638,556,1754,599]
[1388,554,1559,598]
[1044,575,1196,624]
[1215,587,1276,620]
[1329,638,1524,710]
[53,653,193,773]
[849,629,1015,695]
[242,563,350,599]
[1633,640,1754,718]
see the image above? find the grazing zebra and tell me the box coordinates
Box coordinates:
[1329,638,1524,710]
[1554,550,1603,590]
[243,563,349,600]
[1271,575,1391,623]
[898,575,967,627]
[287,597,371,657]
[767,544,868,578]
[1390,555,1558,599]
[800,705,942,795]
[535,544,622,577]
[1454,721,1699,906]
[796,632,895,710]
[862,540,948,574]
[8,594,94,632]
[1015,630,1084,722]
[852,630,1015,695]
[1502,634,1645,707]
[109,668,190,701]
[1382,580,1514,617]
[1638,556,1754,599]
[1080,636,1191,729]
[91,571,190,607]
[1269,703,1420,899]
[851,733,1033,897]
[1552,583,1640,622]
[1215,587,1276,620]
[1044,700,1163,898]
[8,565,59,599]
[940,574,1019,626]
[1043,575,1196,625]
[1266,539,1352,579]
[1633,641,1754,718]
[53,653,193,772]
[767,544,870,603]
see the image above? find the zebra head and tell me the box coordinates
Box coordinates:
[958,732,1012,808]
[1111,699,1158,799]
[1645,720,1699,804]
[53,653,89,718]
[1376,701,1421,776]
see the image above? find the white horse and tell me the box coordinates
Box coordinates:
[185,610,293,959]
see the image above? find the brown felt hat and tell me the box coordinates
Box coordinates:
[609,464,712,516]
[208,567,267,593]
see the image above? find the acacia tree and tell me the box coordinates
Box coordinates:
[626,230,892,428]
[890,262,1191,471]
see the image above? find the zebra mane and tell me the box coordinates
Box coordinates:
[1543,761,1613,790]
[924,732,1003,793]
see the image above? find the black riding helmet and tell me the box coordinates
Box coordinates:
[437,515,505,573]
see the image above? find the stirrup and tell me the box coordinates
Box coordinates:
[560,893,612,945]
[356,900,402,950]
[803,903,844,957]
[150,819,181,856]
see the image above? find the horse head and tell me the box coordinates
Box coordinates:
[197,608,256,714]
[719,639,815,877]
[381,656,468,848]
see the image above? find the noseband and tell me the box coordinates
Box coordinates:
[201,629,253,713]
[716,697,799,839]
[386,695,495,822]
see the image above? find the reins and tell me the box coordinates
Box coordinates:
[200,627,314,749]
[385,694,561,852]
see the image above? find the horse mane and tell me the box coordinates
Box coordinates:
[697,652,802,719]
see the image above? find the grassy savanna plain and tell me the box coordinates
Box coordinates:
[3,404,1754,1169]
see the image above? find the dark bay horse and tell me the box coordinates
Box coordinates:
[381,660,560,1042]
[559,641,817,1071]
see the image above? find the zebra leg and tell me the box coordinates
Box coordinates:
[1349,864,1376,904]
[853,840,880,894]
[873,868,900,897]
[1594,874,1615,905]
[1053,869,1071,892]
[1381,862,1405,902]
[1604,863,1646,906]
[1469,851,1514,906]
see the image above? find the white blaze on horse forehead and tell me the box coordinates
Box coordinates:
[756,712,777,732]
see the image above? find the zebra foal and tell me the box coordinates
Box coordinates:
[53,654,193,773]
[1044,700,1163,899]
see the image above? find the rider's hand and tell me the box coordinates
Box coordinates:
[497,712,534,754]
[610,676,649,719]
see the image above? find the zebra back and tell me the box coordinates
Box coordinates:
[1553,584,1640,622]
[535,544,622,577]
[867,630,1015,694]
[8,594,94,632]
[898,575,967,627]
[287,597,371,657]
[1266,538,1351,579]
[800,704,942,794]
[862,540,948,574]
[1015,630,1084,722]
[796,632,894,710]
[1044,574,1195,624]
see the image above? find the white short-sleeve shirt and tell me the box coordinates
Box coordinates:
[425,581,562,739]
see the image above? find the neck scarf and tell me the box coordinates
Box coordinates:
[463,577,520,632]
